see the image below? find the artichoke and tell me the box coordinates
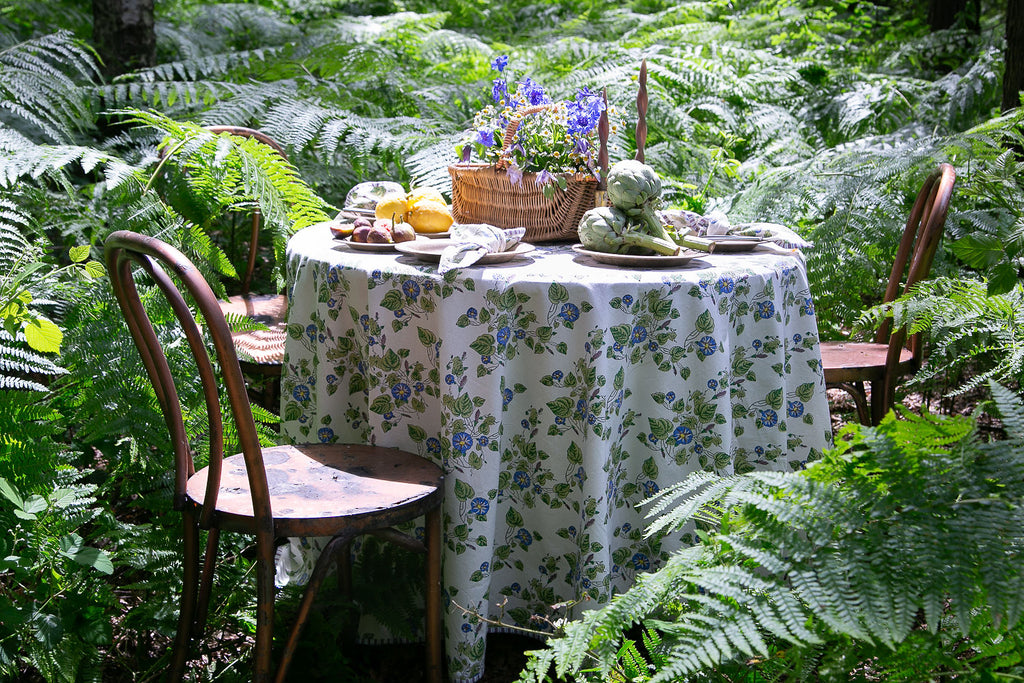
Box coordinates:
[578,206,679,256]
[606,159,662,211]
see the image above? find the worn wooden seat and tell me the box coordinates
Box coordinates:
[820,163,956,425]
[104,230,444,683]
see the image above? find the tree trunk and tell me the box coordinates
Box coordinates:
[928,0,979,31]
[91,0,155,78]
[1005,0,1024,111]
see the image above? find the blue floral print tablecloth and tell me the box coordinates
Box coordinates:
[280,223,833,682]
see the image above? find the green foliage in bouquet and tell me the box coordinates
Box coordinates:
[455,56,621,196]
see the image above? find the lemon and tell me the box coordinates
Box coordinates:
[406,187,446,210]
[374,192,409,223]
[407,200,454,234]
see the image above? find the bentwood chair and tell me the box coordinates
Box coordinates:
[162,126,290,409]
[819,163,956,425]
[104,231,444,683]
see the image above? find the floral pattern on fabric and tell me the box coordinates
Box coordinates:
[281,224,833,683]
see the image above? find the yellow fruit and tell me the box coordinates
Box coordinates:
[406,187,446,210]
[375,192,409,223]
[407,200,454,234]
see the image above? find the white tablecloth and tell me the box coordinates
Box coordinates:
[279,223,832,682]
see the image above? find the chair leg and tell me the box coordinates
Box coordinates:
[274,533,356,683]
[336,539,353,598]
[254,532,278,683]
[169,509,201,683]
[192,527,220,640]
[870,378,889,426]
[831,381,871,426]
[425,507,444,683]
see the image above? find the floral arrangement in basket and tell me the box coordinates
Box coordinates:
[455,56,620,197]
[450,57,622,241]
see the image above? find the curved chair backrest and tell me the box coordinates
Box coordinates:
[880,163,956,391]
[203,126,289,296]
[104,230,271,532]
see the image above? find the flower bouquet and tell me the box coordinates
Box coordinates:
[449,57,619,242]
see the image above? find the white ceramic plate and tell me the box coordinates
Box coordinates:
[343,237,401,252]
[703,235,770,252]
[395,239,536,264]
[571,244,703,268]
[419,231,451,239]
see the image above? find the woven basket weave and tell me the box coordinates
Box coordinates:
[449,105,604,243]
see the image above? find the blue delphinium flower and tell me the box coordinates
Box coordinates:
[474,128,495,147]
[518,77,550,106]
[492,55,509,72]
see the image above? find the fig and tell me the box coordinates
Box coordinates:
[392,223,416,243]
[351,225,372,243]
[366,226,393,243]
[353,217,372,228]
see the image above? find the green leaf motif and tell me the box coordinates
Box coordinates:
[766,388,784,410]
[369,396,393,414]
[417,327,437,346]
[796,382,817,402]
[380,289,404,311]
[547,397,574,418]
[695,309,714,334]
[506,507,523,527]
[648,417,673,440]
[453,480,473,502]
[548,282,569,304]
[470,334,495,356]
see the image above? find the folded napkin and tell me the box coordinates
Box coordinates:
[659,209,812,252]
[439,224,526,274]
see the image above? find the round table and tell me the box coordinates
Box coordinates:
[279,223,832,682]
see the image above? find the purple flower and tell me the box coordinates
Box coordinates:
[535,169,556,187]
[517,77,550,106]
[566,87,604,136]
[491,77,507,104]
[491,55,508,72]
[506,163,523,186]
[474,128,495,147]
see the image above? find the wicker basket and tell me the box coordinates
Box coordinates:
[449,105,605,243]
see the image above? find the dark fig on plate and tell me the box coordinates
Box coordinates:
[353,217,372,228]
[392,223,416,243]
[351,225,372,243]
[366,226,393,243]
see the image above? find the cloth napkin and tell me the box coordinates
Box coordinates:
[659,209,812,255]
[438,224,526,274]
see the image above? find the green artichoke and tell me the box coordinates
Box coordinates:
[606,159,662,211]
[578,206,679,255]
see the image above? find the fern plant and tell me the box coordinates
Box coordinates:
[521,381,1024,682]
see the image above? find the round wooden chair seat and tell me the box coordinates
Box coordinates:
[186,443,444,538]
[820,341,914,384]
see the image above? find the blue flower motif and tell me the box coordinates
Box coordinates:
[621,522,631,533]
[694,444,703,454]
[502,388,514,407]
[707,379,718,390]
[452,431,473,453]
[752,339,762,350]
[492,55,508,72]
[328,297,337,308]
[305,324,317,341]
[521,419,530,429]
[480,561,489,572]
[445,374,456,385]
[801,297,815,315]
[497,326,511,345]
[613,342,623,353]
[554,416,565,425]
[533,484,542,494]
[672,425,693,445]
[391,382,411,402]
[582,577,592,588]
[326,374,337,385]
[573,466,586,485]
[461,623,473,633]
[516,528,533,547]
[630,325,648,344]
[383,411,394,420]
[551,370,564,381]
[481,354,492,364]
[757,300,776,319]
[317,427,334,442]
[787,400,804,418]
[402,280,421,300]
[359,314,370,331]
[513,471,531,489]
[414,381,425,392]
[575,399,587,417]
[755,445,765,456]
[468,497,489,518]
[510,582,521,592]
[479,435,489,446]
[474,128,495,147]
[642,480,660,497]
[467,307,478,319]
[621,294,633,306]
[327,267,340,285]
[515,329,526,339]
[558,303,580,323]
[648,432,658,444]
[793,333,803,344]
[426,437,442,454]
[760,409,779,428]
[568,525,577,537]
[632,552,650,571]
[371,269,382,280]
[394,308,405,318]
[696,335,717,356]
[292,384,311,402]
[718,276,735,294]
